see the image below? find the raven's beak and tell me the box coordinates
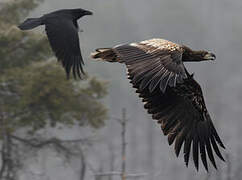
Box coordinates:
[204,52,216,61]
[84,10,93,16]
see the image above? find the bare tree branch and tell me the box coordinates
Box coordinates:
[10,135,75,156]
[0,140,6,179]
[120,108,127,180]
[79,148,86,180]
[94,109,147,180]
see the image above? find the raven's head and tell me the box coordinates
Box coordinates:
[71,8,93,19]
[182,46,216,62]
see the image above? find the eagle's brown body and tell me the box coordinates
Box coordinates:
[91,38,223,171]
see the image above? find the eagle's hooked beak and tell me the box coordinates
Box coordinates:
[203,52,216,61]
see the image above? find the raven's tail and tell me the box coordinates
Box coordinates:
[18,18,43,30]
[91,48,118,62]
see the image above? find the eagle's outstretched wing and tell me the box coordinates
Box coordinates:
[113,39,187,93]
[135,72,225,170]
[91,39,225,170]
[45,17,84,79]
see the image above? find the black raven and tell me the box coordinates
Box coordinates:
[91,38,224,171]
[18,8,93,79]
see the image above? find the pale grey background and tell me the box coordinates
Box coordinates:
[19,0,242,179]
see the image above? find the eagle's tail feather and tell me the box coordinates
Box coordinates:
[91,48,118,62]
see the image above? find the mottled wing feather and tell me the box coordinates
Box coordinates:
[133,73,225,171]
[113,39,187,93]
[45,17,84,79]
[91,42,225,170]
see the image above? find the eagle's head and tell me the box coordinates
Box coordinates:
[182,46,216,62]
[202,51,216,60]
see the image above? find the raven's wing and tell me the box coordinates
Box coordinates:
[45,17,84,79]
[135,73,225,171]
[113,39,187,93]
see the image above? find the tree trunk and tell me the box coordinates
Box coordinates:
[121,108,127,180]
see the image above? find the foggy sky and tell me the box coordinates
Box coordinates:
[22,0,242,179]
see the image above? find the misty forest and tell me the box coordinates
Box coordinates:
[0,0,241,180]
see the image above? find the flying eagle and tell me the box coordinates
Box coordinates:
[91,38,225,171]
[18,8,93,79]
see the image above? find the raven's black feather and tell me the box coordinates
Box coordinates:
[18,8,93,79]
